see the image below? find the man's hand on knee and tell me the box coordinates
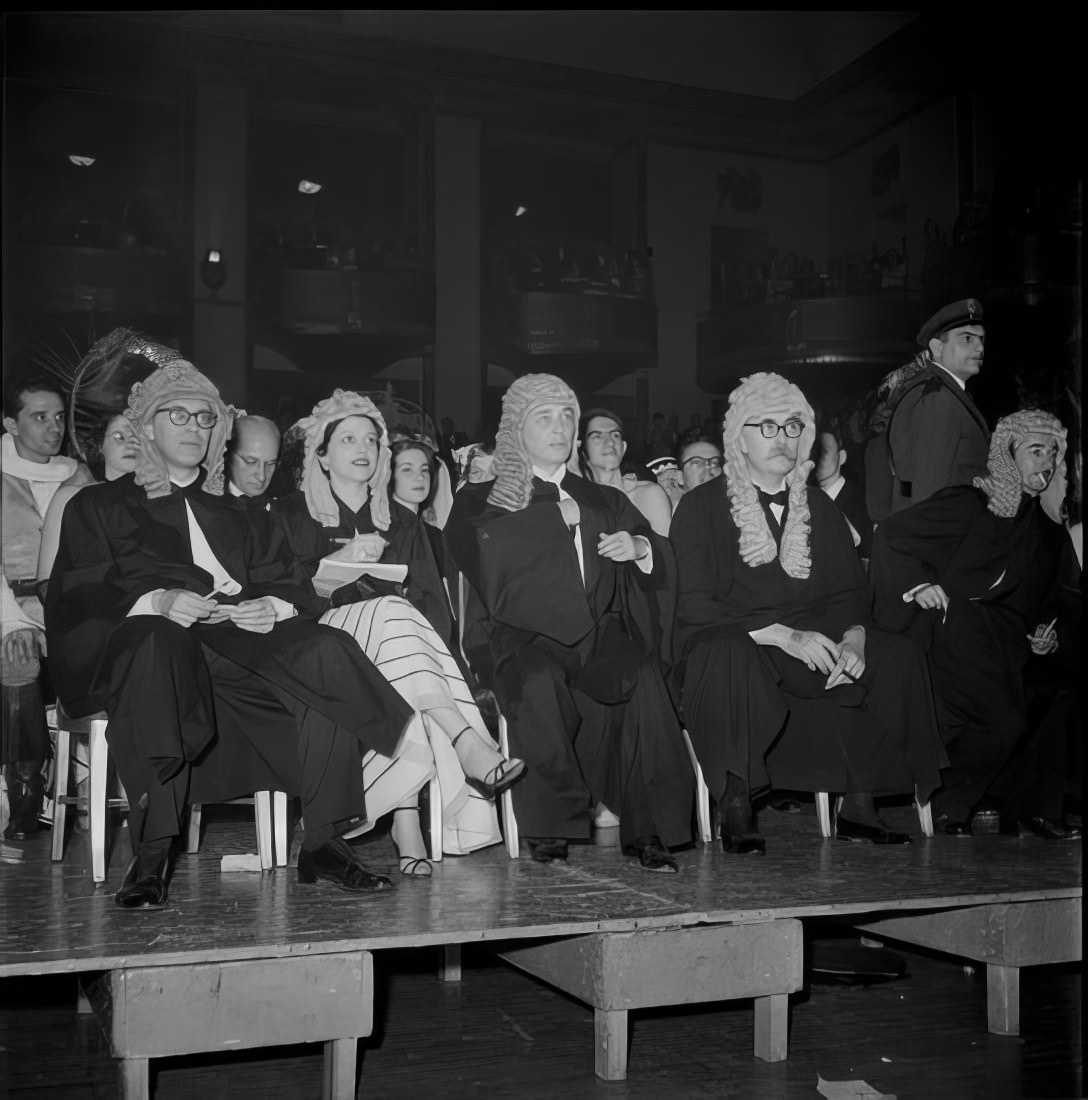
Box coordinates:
[153,589,220,628]
[751,623,839,674]
[825,626,866,690]
[229,597,278,634]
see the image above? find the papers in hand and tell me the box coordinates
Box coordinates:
[313,556,407,596]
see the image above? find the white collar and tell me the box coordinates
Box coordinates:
[819,473,846,499]
[933,362,967,391]
[532,464,566,486]
[228,481,245,497]
[1,433,81,483]
[170,469,201,489]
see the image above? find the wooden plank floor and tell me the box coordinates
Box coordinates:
[1,804,1081,1097]
[1,801,1080,975]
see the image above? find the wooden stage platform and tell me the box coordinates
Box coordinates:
[1,805,1081,1098]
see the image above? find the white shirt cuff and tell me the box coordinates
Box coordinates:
[128,589,166,617]
[266,596,297,622]
[633,535,653,574]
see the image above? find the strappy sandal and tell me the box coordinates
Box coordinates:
[452,727,528,798]
[467,757,527,799]
[398,856,433,877]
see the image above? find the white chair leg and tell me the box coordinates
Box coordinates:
[681,729,713,843]
[51,727,72,863]
[428,775,443,863]
[916,797,934,838]
[253,791,274,869]
[816,792,832,838]
[88,719,110,883]
[497,715,519,859]
[187,804,202,855]
[273,791,289,866]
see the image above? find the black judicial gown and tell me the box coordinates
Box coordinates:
[44,474,413,837]
[870,486,1065,819]
[671,476,945,802]
[445,474,693,849]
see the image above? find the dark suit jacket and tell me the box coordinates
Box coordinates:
[886,365,990,512]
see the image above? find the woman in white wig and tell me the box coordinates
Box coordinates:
[273,390,525,875]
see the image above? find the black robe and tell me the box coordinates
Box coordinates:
[44,474,412,843]
[870,486,1064,819]
[445,474,693,849]
[671,475,945,802]
[271,491,461,649]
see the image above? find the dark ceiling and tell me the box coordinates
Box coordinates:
[0,11,965,162]
[2,12,1080,172]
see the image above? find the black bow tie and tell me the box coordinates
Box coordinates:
[758,488,789,507]
[531,477,561,503]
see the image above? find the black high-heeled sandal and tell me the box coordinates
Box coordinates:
[451,728,528,798]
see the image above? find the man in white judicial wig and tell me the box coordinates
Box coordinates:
[672,371,946,855]
[445,373,693,871]
[45,359,414,908]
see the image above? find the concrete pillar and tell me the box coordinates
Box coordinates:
[433,115,482,438]
[192,83,248,405]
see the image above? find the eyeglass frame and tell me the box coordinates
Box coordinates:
[155,407,219,429]
[742,419,805,439]
[680,454,724,471]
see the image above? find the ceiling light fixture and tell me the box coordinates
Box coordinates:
[68,155,96,167]
[514,205,528,217]
[298,180,323,195]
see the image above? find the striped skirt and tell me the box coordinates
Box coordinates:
[321,596,501,855]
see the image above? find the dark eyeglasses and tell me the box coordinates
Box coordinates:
[743,420,804,439]
[157,407,218,429]
[681,456,723,472]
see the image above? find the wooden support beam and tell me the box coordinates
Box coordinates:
[987,963,1020,1037]
[499,919,803,1080]
[594,1008,629,1081]
[753,993,789,1062]
[440,944,462,983]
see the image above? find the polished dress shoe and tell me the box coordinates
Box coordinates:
[721,832,766,855]
[115,848,171,910]
[527,837,569,863]
[721,800,765,855]
[836,817,912,846]
[1007,816,1083,841]
[933,815,973,837]
[297,838,393,891]
[622,835,679,873]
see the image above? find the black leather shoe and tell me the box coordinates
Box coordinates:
[297,838,393,891]
[767,797,802,814]
[115,849,171,910]
[527,837,569,863]
[721,832,766,855]
[836,817,912,845]
[933,815,973,837]
[1017,816,1083,841]
[622,835,679,873]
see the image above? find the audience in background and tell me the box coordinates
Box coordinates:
[2,376,93,839]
